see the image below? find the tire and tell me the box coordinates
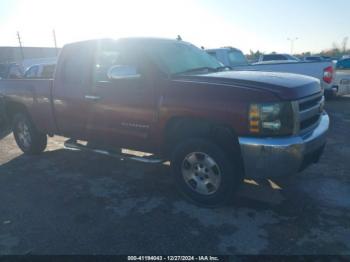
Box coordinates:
[13,112,47,154]
[324,92,334,100]
[171,138,243,207]
[325,89,337,100]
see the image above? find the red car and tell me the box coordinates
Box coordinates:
[0,38,329,206]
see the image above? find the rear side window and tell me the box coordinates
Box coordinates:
[25,66,39,78]
[263,55,287,61]
[62,44,93,84]
[41,64,55,78]
[8,65,23,79]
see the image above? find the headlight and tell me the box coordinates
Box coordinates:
[249,102,296,136]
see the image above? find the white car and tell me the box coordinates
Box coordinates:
[333,58,350,96]
[206,48,335,96]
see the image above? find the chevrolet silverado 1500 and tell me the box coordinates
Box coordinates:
[0,38,329,206]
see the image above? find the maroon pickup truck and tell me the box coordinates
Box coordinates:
[0,38,329,206]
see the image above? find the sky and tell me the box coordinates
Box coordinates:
[0,0,349,54]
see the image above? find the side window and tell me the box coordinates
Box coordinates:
[0,65,7,79]
[41,65,55,78]
[94,43,139,82]
[62,45,92,84]
[25,66,39,78]
[8,65,23,79]
[207,51,217,59]
[263,55,286,61]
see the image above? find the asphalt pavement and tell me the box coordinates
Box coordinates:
[0,97,349,255]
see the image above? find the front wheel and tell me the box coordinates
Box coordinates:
[171,138,243,207]
[13,113,47,154]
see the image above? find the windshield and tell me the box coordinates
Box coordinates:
[145,41,222,75]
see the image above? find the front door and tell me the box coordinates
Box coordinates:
[86,41,158,151]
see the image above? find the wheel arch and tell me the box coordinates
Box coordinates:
[163,116,244,174]
[3,100,32,125]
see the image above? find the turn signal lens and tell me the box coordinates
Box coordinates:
[249,104,260,133]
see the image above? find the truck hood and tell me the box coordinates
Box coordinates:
[175,70,321,100]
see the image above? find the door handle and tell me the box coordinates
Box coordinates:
[84,95,101,101]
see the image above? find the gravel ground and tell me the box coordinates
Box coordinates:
[0,97,349,255]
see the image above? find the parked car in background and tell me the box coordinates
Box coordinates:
[332,58,350,97]
[257,53,300,63]
[206,48,335,97]
[24,63,56,79]
[0,63,23,79]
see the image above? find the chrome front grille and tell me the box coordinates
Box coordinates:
[297,93,324,134]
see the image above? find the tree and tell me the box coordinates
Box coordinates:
[246,49,263,62]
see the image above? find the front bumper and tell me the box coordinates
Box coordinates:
[238,112,329,179]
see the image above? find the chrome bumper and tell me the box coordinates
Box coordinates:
[238,112,329,179]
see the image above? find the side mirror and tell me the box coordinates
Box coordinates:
[107,65,140,80]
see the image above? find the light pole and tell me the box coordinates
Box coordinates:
[53,29,58,56]
[17,31,25,60]
[287,37,299,54]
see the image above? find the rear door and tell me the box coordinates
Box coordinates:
[86,41,158,150]
[53,42,95,139]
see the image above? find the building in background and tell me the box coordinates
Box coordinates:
[0,46,59,64]
[0,46,60,71]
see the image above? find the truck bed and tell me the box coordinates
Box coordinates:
[233,61,334,90]
[0,79,56,134]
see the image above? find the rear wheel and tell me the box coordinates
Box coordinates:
[13,113,47,154]
[172,138,243,207]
